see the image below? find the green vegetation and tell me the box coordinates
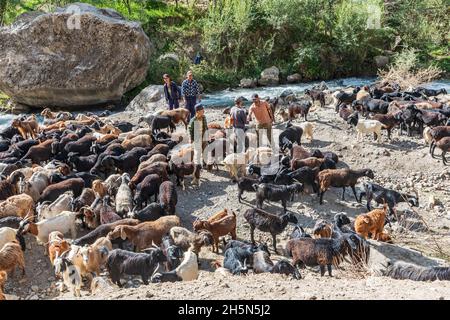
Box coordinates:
[1,0,449,96]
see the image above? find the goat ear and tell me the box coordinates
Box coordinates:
[120,227,127,240]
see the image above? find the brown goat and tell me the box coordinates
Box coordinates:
[0,241,25,277]
[312,220,332,238]
[0,270,6,300]
[107,216,181,251]
[291,157,325,170]
[354,204,388,240]
[158,109,190,129]
[12,117,39,139]
[192,210,237,253]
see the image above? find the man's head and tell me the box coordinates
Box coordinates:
[187,70,193,81]
[234,96,243,107]
[163,74,171,83]
[195,103,204,117]
[252,93,260,104]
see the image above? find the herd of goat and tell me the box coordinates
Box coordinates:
[0,81,449,299]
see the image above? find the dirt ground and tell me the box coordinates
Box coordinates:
[3,99,450,300]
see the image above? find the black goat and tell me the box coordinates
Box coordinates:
[244,208,298,253]
[359,182,419,214]
[106,248,166,287]
[253,183,303,213]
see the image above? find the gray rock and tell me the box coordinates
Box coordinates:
[258,66,280,86]
[0,3,151,108]
[126,85,164,113]
[286,73,301,83]
[240,78,257,88]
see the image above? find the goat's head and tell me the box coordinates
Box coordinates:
[364,169,375,179]
[333,213,351,227]
[193,219,208,232]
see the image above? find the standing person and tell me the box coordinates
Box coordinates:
[163,74,182,110]
[230,97,248,152]
[182,70,201,120]
[189,103,208,166]
[247,93,274,146]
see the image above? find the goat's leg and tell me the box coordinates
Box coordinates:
[182,178,186,191]
[282,199,287,213]
[319,191,325,205]
[443,151,448,165]
[351,186,359,202]
[272,234,278,254]
[238,189,243,203]
[250,227,255,244]
[387,128,391,140]
[320,265,325,276]
[341,187,346,201]
[327,264,333,277]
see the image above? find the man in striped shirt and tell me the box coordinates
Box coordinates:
[181,70,201,120]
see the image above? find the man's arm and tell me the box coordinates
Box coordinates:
[247,105,254,122]
[181,80,187,102]
[196,81,201,101]
[188,118,195,142]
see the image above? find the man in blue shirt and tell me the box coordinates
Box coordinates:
[163,74,181,110]
[181,70,201,120]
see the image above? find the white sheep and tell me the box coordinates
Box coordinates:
[20,211,78,244]
[298,121,314,141]
[355,119,383,143]
[0,194,34,218]
[36,191,73,221]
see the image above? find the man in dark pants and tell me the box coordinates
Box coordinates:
[181,70,201,120]
[163,74,181,110]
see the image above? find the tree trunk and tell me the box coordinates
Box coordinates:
[0,0,8,27]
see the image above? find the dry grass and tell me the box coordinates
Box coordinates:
[378,48,443,90]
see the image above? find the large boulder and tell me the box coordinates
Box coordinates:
[258,66,280,86]
[0,3,151,108]
[126,85,165,113]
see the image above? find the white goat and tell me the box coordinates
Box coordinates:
[298,121,314,141]
[115,174,133,217]
[20,211,78,244]
[36,191,74,221]
[355,119,383,143]
[54,254,82,297]
[19,171,49,202]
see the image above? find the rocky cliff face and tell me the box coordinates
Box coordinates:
[0,3,151,108]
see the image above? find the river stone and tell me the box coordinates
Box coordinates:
[240,78,257,88]
[286,73,301,83]
[258,66,280,86]
[0,2,151,108]
[126,85,165,113]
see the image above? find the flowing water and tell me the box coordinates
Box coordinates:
[1,77,449,129]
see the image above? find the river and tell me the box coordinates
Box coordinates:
[1,77,449,129]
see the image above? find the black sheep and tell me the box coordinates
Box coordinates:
[129,203,166,222]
